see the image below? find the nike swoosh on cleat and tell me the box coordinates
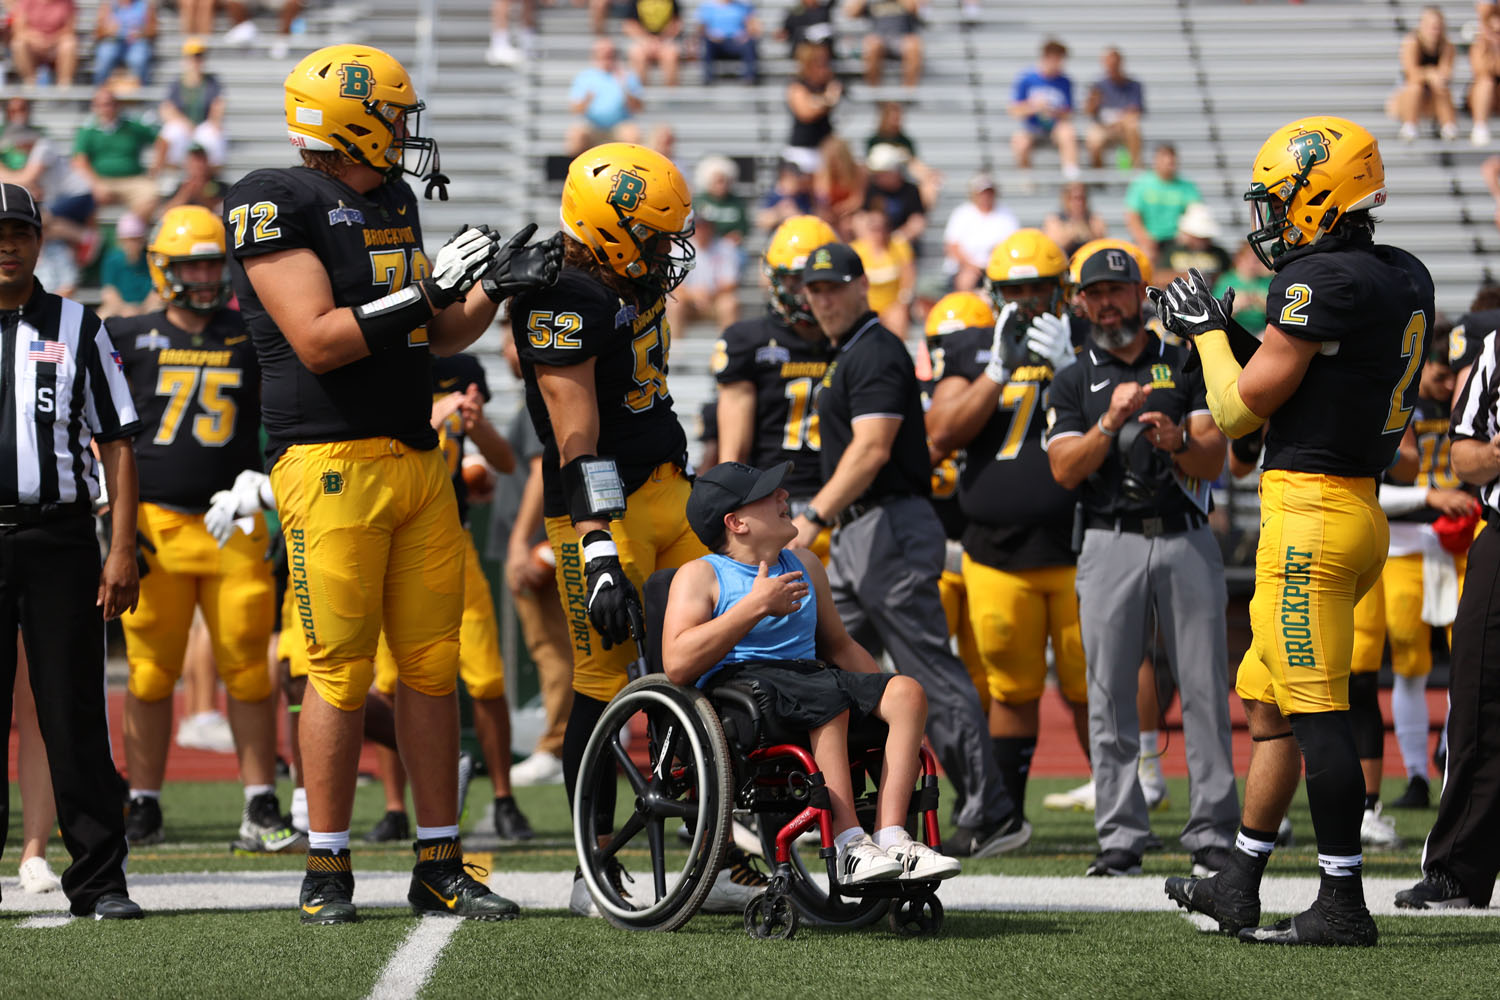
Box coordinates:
[302,904,325,915]
[424,883,458,908]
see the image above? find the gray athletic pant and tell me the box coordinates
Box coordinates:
[827,495,1014,830]
[1075,523,1240,856]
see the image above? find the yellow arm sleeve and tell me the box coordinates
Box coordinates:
[1196,328,1266,438]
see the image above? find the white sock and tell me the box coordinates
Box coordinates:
[490,29,508,48]
[834,826,864,853]
[1139,730,1159,757]
[415,824,460,842]
[1392,673,1430,779]
[244,784,274,802]
[872,825,909,850]
[308,829,349,853]
[129,788,160,800]
[291,788,308,832]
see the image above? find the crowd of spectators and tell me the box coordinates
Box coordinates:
[1389,2,1500,147]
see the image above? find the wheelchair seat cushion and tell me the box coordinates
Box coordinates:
[707,659,892,746]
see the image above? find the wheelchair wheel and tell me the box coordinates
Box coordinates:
[574,676,733,932]
[744,892,799,940]
[888,894,944,937]
[755,814,889,929]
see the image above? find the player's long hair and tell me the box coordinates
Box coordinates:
[300,149,351,177]
[562,233,645,304]
[1330,209,1376,244]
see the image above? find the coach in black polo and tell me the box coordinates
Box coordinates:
[790,242,1028,858]
[1044,246,1239,878]
[0,182,144,919]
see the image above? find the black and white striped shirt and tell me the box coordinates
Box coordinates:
[0,280,140,505]
[1452,329,1500,514]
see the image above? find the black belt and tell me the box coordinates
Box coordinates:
[1086,511,1204,538]
[0,500,93,526]
[837,495,898,528]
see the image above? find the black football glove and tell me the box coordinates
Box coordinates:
[583,539,641,651]
[482,226,564,303]
[1146,267,1231,343]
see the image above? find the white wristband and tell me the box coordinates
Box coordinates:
[984,364,1010,386]
[1097,416,1118,438]
[582,537,618,562]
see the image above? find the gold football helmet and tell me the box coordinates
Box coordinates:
[1068,238,1153,287]
[148,205,230,313]
[925,291,995,337]
[561,142,695,293]
[764,214,838,324]
[284,44,441,192]
[1244,115,1385,267]
[985,228,1068,321]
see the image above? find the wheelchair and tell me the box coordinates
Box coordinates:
[572,569,949,940]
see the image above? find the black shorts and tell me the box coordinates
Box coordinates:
[709,659,892,730]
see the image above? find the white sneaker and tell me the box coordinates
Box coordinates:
[176,711,235,753]
[1399,122,1419,142]
[836,834,903,885]
[1441,121,1460,141]
[269,35,291,59]
[1043,779,1095,812]
[569,868,599,917]
[1138,754,1170,812]
[1361,804,1403,849]
[1474,123,1493,147]
[700,848,769,912]
[510,750,564,786]
[18,857,62,894]
[222,19,258,46]
[884,837,961,881]
[485,38,523,66]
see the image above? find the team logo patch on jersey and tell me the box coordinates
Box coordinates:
[1149,363,1175,389]
[327,203,365,227]
[607,170,647,211]
[338,62,374,99]
[321,470,344,495]
[755,345,791,366]
[614,302,638,329]
[135,330,171,351]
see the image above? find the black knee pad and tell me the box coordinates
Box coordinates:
[1346,672,1384,760]
[1288,711,1363,854]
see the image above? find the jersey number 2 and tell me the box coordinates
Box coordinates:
[1383,311,1426,434]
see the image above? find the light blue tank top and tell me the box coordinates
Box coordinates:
[697,549,817,688]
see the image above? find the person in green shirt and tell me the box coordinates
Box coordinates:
[98,211,157,318]
[693,154,749,242]
[1123,142,1200,263]
[71,87,160,218]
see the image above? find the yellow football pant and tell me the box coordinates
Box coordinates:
[545,463,708,702]
[374,530,506,700]
[961,556,1087,707]
[1236,470,1387,714]
[123,502,274,703]
[1351,549,1468,678]
[271,439,464,711]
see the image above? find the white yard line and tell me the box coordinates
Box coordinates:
[2,871,1493,919]
[17,914,73,929]
[364,917,461,1000]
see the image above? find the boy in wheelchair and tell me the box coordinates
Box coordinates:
[662,460,961,885]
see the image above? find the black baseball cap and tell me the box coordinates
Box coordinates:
[801,242,864,286]
[0,182,42,232]
[1076,246,1142,288]
[686,460,793,549]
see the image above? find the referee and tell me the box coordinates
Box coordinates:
[1400,328,1500,909]
[0,182,144,919]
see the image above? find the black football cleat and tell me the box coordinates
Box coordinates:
[1237,901,1378,947]
[92,893,144,920]
[124,796,164,846]
[1395,869,1474,910]
[1389,776,1430,810]
[364,809,411,843]
[493,796,535,843]
[300,851,358,925]
[1085,849,1142,877]
[409,839,519,920]
[1165,872,1260,934]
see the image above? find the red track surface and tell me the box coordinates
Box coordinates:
[7,687,1451,783]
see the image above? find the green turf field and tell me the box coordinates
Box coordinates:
[5,776,1498,999]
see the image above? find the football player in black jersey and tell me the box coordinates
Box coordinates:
[1447,284,1500,401]
[1157,116,1435,946]
[223,43,560,925]
[714,214,837,557]
[112,206,301,856]
[925,231,1090,820]
[511,142,762,915]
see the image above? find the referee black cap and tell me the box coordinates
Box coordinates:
[0,182,42,232]
[687,460,793,549]
[1076,245,1142,288]
[801,242,864,286]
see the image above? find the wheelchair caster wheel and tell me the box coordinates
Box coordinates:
[888,894,943,937]
[744,893,798,940]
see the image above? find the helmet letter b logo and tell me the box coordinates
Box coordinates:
[608,170,647,211]
[338,62,374,99]
[1287,131,1329,170]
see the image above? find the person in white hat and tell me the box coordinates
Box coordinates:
[1160,201,1231,287]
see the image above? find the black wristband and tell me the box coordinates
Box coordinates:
[803,504,831,528]
[1174,425,1192,454]
[353,283,437,354]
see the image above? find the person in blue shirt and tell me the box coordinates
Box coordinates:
[1084,47,1145,169]
[662,460,961,884]
[566,39,645,155]
[1009,38,1080,179]
[697,0,760,84]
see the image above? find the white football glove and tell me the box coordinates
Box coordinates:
[985,301,1021,385]
[204,470,276,547]
[1025,312,1076,373]
[427,226,500,307]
